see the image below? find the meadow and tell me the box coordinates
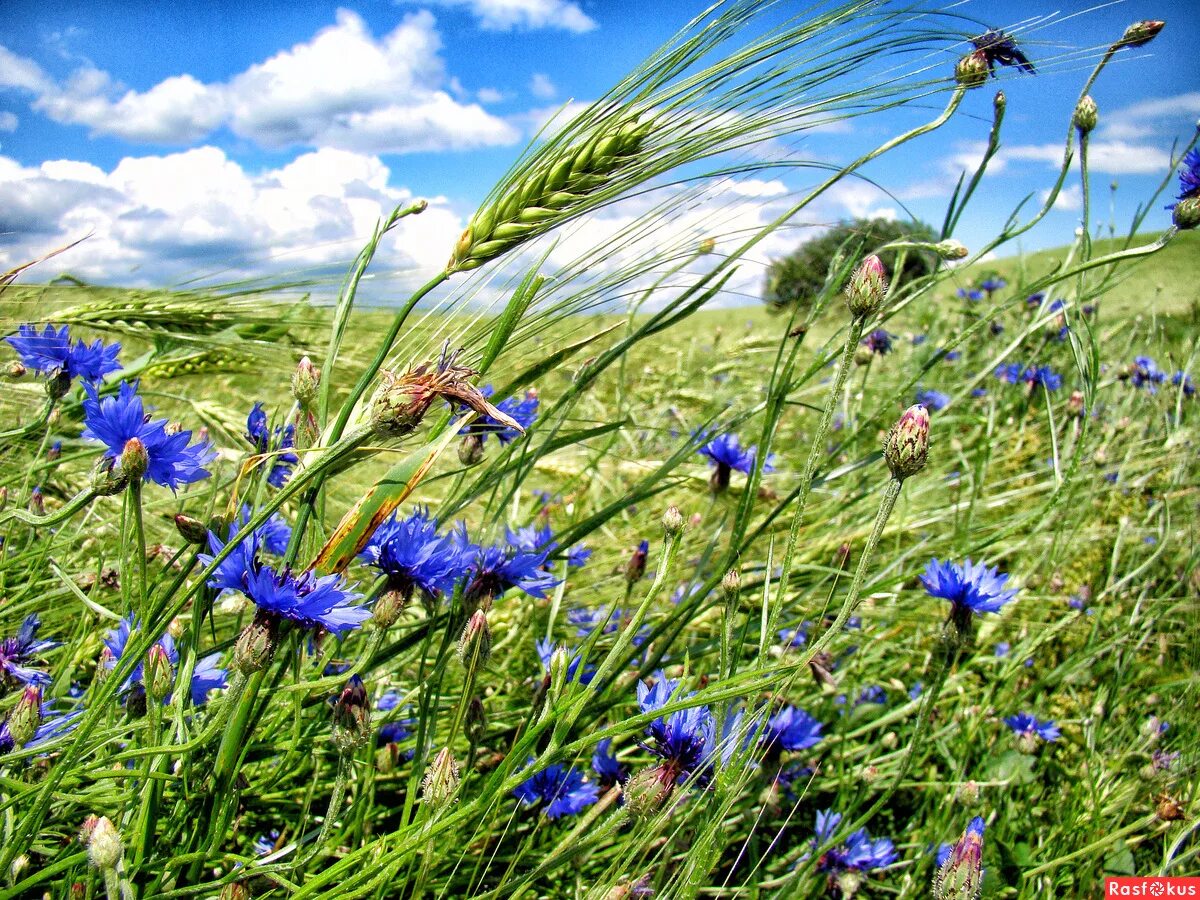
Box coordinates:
[0,2,1198,898]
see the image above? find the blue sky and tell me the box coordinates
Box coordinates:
[0,0,1196,303]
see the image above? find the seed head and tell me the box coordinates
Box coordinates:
[882,404,930,480]
[84,816,123,871]
[844,255,889,318]
[955,52,990,89]
[1115,20,1165,49]
[422,747,461,809]
[1073,96,1098,134]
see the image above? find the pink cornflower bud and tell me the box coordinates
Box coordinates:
[84,816,123,871]
[882,404,930,480]
[933,817,985,900]
[119,437,148,482]
[955,51,989,89]
[145,643,174,704]
[844,255,889,318]
[291,355,320,408]
[174,513,209,545]
[331,675,371,753]
[1115,20,1165,49]
[1073,96,1098,134]
[7,685,42,748]
[457,609,492,671]
[422,747,461,809]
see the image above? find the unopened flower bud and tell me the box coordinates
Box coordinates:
[119,437,148,482]
[955,780,981,805]
[1173,196,1200,231]
[721,569,740,602]
[465,696,487,745]
[836,871,864,898]
[845,255,889,318]
[5,361,26,379]
[372,589,407,630]
[47,441,62,462]
[697,237,716,254]
[234,613,278,675]
[625,540,648,584]
[936,239,969,260]
[853,345,873,367]
[881,731,898,749]
[661,505,684,536]
[1068,390,1085,418]
[219,883,250,900]
[46,369,71,400]
[0,486,7,511]
[145,643,174,704]
[933,817,985,900]
[369,370,436,438]
[28,486,44,516]
[458,433,485,465]
[882,404,930,479]
[6,685,42,748]
[332,674,371,753]
[622,765,674,819]
[955,51,989,89]
[1073,96,1098,134]
[174,513,209,545]
[85,816,123,871]
[422,747,461,809]
[375,744,398,774]
[1116,20,1165,49]
[457,609,492,671]
[291,356,321,408]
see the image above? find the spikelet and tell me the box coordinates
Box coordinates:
[447,116,652,273]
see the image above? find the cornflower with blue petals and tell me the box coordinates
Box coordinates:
[922,558,1018,644]
[995,363,1062,393]
[513,760,599,819]
[1004,711,1060,750]
[0,614,57,688]
[360,507,467,605]
[697,431,774,492]
[760,705,824,755]
[5,324,121,384]
[460,385,539,446]
[245,402,298,487]
[102,614,226,707]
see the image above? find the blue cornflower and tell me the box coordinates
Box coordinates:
[990,321,1005,336]
[921,558,1018,620]
[200,509,292,595]
[908,682,923,700]
[1128,356,1166,391]
[245,403,298,488]
[360,508,466,603]
[0,614,58,687]
[461,386,538,445]
[994,642,1010,658]
[995,363,1062,392]
[1026,292,1045,307]
[939,349,962,362]
[102,614,226,706]
[912,333,928,345]
[971,388,988,398]
[1172,371,1196,397]
[810,809,897,873]
[856,685,887,706]
[956,288,984,302]
[592,738,627,787]
[638,675,715,782]
[916,389,950,411]
[778,621,811,649]
[505,522,590,569]
[375,690,416,750]
[862,329,894,355]
[536,638,594,685]
[81,381,215,491]
[698,431,774,491]
[462,539,559,605]
[760,705,823,753]
[1167,148,1200,208]
[1004,711,1060,743]
[5,324,121,384]
[568,606,621,637]
[513,759,599,819]
[241,564,368,635]
[980,277,1006,294]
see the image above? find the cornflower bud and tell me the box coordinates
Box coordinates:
[458,433,485,465]
[174,513,209,545]
[955,51,989,89]
[422,747,461,809]
[0,486,7,511]
[372,588,407,631]
[955,780,981,805]
[465,697,487,746]
[291,356,320,408]
[7,685,42,748]
[47,441,62,462]
[234,613,279,675]
[844,255,889,318]
[145,643,174,704]
[721,568,740,602]
[1068,390,1085,418]
[625,540,649,585]
[457,609,492,671]
[1073,96,1098,134]
[5,361,26,379]
[936,239,969,260]
[84,816,123,871]
[661,505,684,536]
[46,369,71,400]
[697,237,716,254]
[331,675,371,753]
[882,404,930,480]
[219,883,250,900]
[28,487,44,516]
[1173,196,1200,231]
[1115,20,1165,49]
[933,817,985,900]
[622,765,674,819]
[119,437,148,482]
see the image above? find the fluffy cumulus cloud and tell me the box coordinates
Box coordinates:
[0,147,465,287]
[409,0,597,33]
[0,10,518,154]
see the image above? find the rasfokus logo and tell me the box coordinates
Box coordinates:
[1106,878,1200,897]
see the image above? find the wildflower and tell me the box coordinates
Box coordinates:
[360,508,466,605]
[1172,371,1196,397]
[861,329,894,355]
[0,697,80,755]
[505,522,590,569]
[922,558,1018,627]
[994,642,1010,658]
[0,614,58,688]
[994,363,1062,392]
[83,816,124,872]
[102,614,226,706]
[461,536,559,608]
[459,610,492,670]
[201,509,291,594]
[1074,95,1098,133]
[422,747,461,809]
[1166,148,1199,210]
[856,686,887,706]
[916,390,950,411]
[637,675,715,784]
[1126,356,1166,391]
[292,356,320,407]
[245,402,298,488]
[625,539,649,584]
[331,674,371,753]
[460,385,539,445]
[536,638,594,685]
[933,817,985,900]
[4,324,121,384]
[760,705,823,754]
[979,277,1006,294]
[1025,292,1045,307]
[778,621,811,649]
[989,321,1004,336]
[970,29,1036,76]
[568,605,621,637]
[1151,749,1180,772]
[845,255,888,317]
[513,759,599,819]
[592,738,627,788]
[698,431,774,491]
[81,381,215,491]
[1004,711,1060,751]
[956,288,983,301]
[241,564,368,636]
[883,404,930,479]
[810,809,898,876]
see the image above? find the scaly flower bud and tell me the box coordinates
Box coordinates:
[1073,96,1098,134]
[882,404,930,480]
[458,433,485,465]
[47,441,61,462]
[936,239,969,260]
[934,817,986,900]
[955,52,990,89]
[291,356,321,408]
[625,540,649,585]
[721,568,740,602]
[174,513,209,545]
[1068,390,1085,418]
[844,255,889,318]
[7,685,42,748]
[372,588,407,631]
[457,609,492,671]
[219,883,250,900]
[85,816,123,871]
[853,345,873,367]
[233,613,278,675]
[1173,196,1200,231]
[332,674,371,753]
[661,505,684,536]
[622,765,674,819]
[29,487,44,516]
[422,747,461,809]
[46,369,71,400]
[145,643,174,704]
[1115,20,1165,49]
[697,237,716,254]
[119,437,148,482]
[465,697,487,746]
[5,361,26,379]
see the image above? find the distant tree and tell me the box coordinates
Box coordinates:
[763,217,938,313]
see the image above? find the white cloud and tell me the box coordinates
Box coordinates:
[1040,183,1081,211]
[824,181,900,221]
[942,137,1173,177]
[0,111,16,132]
[0,10,519,154]
[408,0,597,33]
[0,147,465,287]
[476,87,505,104]
[1100,92,1200,141]
[529,72,556,100]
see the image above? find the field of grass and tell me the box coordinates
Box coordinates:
[1,4,1199,899]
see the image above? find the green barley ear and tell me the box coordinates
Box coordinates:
[447,116,652,273]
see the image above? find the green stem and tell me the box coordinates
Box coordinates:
[0,485,99,526]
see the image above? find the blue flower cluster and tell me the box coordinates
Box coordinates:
[246,403,298,487]
[810,809,897,874]
[102,614,226,706]
[5,323,121,384]
[995,363,1062,392]
[513,759,600,819]
[0,615,58,687]
[1127,356,1166,391]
